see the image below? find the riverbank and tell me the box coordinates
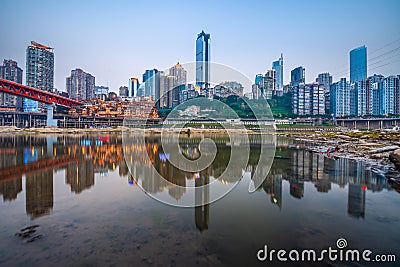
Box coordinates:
[1,125,399,165]
[283,130,400,185]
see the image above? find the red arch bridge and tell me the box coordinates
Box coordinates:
[0,78,81,126]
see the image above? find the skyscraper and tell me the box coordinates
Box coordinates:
[350,45,367,83]
[316,73,332,113]
[330,78,351,117]
[25,41,54,112]
[381,76,399,115]
[272,53,283,90]
[265,69,276,92]
[169,62,187,86]
[196,31,210,92]
[128,77,140,97]
[368,74,385,115]
[66,68,95,101]
[292,83,325,116]
[142,69,159,100]
[290,66,305,86]
[0,59,23,109]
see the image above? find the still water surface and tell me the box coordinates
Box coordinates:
[0,134,399,266]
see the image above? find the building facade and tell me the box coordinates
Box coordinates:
[292,83,324,116]
[316,73,332,114]
[265,69,276,93]
[128,78,140,97]
[142,69,159,100]
[94,86,109,100]
[119,86,129,97]
[196,31,210,92]
[25,41,54,112]
[381,75,399,115]
[272,53,283,90]
[291,66,305,86]
[169,62,187,87]
[330,78,351,117]
[66,68,95,101]
[350,45,367,83]
[0,59,23,109]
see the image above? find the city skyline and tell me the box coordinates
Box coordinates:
[1,0,399,93]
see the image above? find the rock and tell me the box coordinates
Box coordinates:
[370,145,399,154]
[389,149,400,170]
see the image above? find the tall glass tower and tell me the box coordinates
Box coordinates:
[350,45,367,83]
[196,31,210,91]
[25,41,54,112]
[272,53,283,90]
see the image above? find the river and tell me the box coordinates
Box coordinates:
[0,134,399,266]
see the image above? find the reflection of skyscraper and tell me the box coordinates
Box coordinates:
[195,175,209,232]
[119,159,129,177]
[263,173,282,208]
[0,178,22,201]
[196,31,210,92]
[290,180,304,199]
[66,160,94,194]
[348,184,365,218]
[26,169,54,219]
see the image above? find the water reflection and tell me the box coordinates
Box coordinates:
[0,134,395,224]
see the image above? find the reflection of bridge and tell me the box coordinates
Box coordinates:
[0,154,77,182]
[0,78,81,126]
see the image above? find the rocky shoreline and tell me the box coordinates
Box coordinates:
[284,130,400,189]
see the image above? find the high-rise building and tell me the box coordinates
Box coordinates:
[255,74,263,85]
[350,45,367,83]
[381,75,399,115]
[330,78,351,117]
[316,73,332,113]
[353,79,370,116]
[142,69,159,100]
[119,86,129,97]
[66,68,95,101]
[159,73,176,108]
[0,59,23,109]
[316,73,332,93]
[169,62,187,86]
[128,78,140,97]
[291,66,305,86]
[196,31,210,92]
[368,74,385,115]
[25,41,54,112]
[262,75,274,99]
[265,69,276,92]
[292,83,325,116]
[272,53,283,90]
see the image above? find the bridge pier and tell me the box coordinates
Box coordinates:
[46,104,58,127]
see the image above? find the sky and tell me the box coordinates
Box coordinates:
[1,0,399,93]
